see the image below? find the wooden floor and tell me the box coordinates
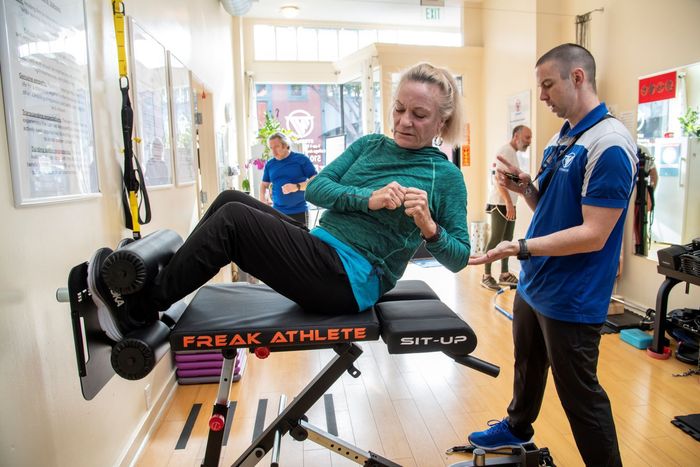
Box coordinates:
[137,264,700,467]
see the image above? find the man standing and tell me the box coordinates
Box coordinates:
[260,132,317,226]
[481,125,532,290]
[468,44,636,467]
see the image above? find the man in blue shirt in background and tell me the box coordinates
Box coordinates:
[468,43,636,467]
[260,132,317,226]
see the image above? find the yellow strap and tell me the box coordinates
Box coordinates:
[112,1,128,78]
[129,191,141,237]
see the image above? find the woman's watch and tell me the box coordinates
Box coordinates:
[421,225,442,243]
[523,182,535,198]
[517,238,531,260]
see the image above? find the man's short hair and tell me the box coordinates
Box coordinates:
[267,132,292,149]
[536,43,597,92]
[512,125,528,138]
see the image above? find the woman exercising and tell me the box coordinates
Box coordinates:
[90,62,471,342]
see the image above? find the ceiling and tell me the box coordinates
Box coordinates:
[243,0,467,29]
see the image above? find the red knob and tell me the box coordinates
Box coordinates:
[254,347,270,359]
[209,414,225,431]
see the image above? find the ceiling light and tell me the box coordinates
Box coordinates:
[280,5,300,19]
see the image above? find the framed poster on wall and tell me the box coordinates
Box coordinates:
[168,53,196,185]
[0,0,99,206]
[129,18,173,187]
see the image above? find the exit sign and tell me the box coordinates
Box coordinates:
[425,6,441,20]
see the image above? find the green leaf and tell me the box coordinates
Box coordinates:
[678,107,700,137]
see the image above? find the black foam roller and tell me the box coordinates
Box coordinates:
[102,229,183,294]
[111,321,171,380]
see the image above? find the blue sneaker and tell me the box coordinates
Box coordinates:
[468,419,531,450]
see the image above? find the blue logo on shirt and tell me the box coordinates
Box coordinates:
[561,153,575,170]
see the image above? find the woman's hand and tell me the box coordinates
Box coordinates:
[496,155,531,195]
[468,240,519,265]
[368,181,407,210]
[505,202,516,221]
[403,187,437,236]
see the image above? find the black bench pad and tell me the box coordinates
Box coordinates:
[170,281,477,357]
[375,299,477,355]
[377,280,439,302]
[170,284,380,351]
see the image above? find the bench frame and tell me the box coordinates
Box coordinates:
[202,343,399,467]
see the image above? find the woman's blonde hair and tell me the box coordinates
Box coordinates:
[393,62,464,145]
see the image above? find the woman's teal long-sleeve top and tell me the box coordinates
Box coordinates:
[306,134,470,295]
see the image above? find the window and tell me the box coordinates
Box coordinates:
[338,29,358,58]
[288,84,307,100]
[253,25,275,60]
[342,81,363,147]
[275,26,297,60]
[255,83,364,168]
[373,68,382,134]
[317,29,338,61]
[297,28,318,61]
[253,24,461,62]
[358,30,378,49]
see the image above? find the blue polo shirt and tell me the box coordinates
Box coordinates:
[262,152,317,215]
[519,103,637,324]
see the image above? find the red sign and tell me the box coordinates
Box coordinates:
[638,71,677,104]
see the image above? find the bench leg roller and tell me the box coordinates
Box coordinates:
[102,229,183,294]
[111,321,171,380]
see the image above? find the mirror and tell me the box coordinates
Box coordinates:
[635,62,700,257]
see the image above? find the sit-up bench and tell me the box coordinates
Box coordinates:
[58,229,499,467]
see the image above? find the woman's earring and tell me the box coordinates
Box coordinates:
[432,135,443,147]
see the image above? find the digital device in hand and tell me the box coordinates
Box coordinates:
[504,172,522,184]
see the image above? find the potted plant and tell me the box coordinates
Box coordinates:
[678,107,700,137]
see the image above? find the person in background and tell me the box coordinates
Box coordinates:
[144,137,169,186]
[260,132,317,226]
[637,144,658,201]
[481,125,532,290]
[468,43,636,467]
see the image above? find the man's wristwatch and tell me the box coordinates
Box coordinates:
[421,225,442,243]
[523,183,535,198]
[296,183,302,191]
[517,238,531,260]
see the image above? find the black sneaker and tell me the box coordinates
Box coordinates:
[88,248,137,341]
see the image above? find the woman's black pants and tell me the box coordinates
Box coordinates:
[143,190,358,315]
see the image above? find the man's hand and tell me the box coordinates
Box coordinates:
[368,181,407,211]
[403,187,436,236]
[281,183,298,194]
[468,240,519,265]
[496,155,531,195]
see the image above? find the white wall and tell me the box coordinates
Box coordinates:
[0,1,235,465]
[479,0,538,264]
